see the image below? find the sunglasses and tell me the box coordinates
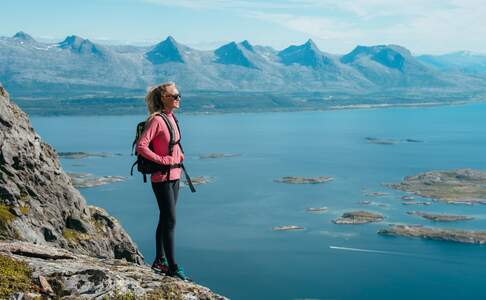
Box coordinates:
[166,93,181,100]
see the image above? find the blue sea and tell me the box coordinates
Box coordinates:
[31,103,486,300]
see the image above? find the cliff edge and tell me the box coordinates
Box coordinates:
[0,85,142,263]
[0,85,226,299]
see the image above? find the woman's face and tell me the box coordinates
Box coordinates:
[161,85,181,111]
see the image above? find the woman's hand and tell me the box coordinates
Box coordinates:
[181,153,185,162]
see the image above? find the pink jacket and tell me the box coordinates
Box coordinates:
[136,112,183,182]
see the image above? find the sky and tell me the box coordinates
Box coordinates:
[1,0,485,55]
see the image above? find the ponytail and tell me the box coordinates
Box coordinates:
[144,82,176,121]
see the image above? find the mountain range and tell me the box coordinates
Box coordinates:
[1,31,486,96]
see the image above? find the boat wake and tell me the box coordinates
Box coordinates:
[329,246,410,256]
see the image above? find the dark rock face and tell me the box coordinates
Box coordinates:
[0,85,143,264]
[145,36,186,64]
[58,35,106,57]
[340,44,442,87]
[214,41,257,68]
[341,45,411,70]
[278,39,331,68]
[240,40,254,52]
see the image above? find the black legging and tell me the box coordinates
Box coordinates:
[151,179,180,269]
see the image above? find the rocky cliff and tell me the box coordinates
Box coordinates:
[0,85,142,263]
[0,85,226,299]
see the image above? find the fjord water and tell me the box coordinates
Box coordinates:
[31,103,486,300]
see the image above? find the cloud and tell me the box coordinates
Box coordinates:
[245,12,361,41]
[142,0,450,18]
[247,0,486,53]
[140,0,486,53]
[142,0,305,10]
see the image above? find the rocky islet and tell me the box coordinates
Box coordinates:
[67,172,126,188]
[378,225,486,244]
[274,176,334,184]
[305,207,329,213]
[386,168,486,205]
[333,211,384,224]
[272,225,305,231]
[406,211,474,222]
[58,152,116,159]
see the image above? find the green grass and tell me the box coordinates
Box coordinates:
[105,291,136,300]
[19,206,30,215]
[0,204,16,235]
[62,228,90,243]
[0,255,34,298]
[105,284,184,300]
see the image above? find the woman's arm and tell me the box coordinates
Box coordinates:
[136,116,176,165]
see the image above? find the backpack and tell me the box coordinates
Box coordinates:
[130,112,196,192]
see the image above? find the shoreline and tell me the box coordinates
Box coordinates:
[24,98,486,118]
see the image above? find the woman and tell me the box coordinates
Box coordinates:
[136,82,189,281]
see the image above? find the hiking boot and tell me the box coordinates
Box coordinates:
[151,257,169,274]
[168,264,191,281]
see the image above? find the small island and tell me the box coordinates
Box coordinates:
[67,173,126,188]
[183,176,214,186]
[405,138,424,143]
[378,225,486,244]
[58,152,114,159]
[333,211,384,224]
[365,137,399,145]
[358,200,388,207]
[199,153,241,159]
[385,168,486,205]
[305,207,328,213]
[364,191,389,197]
[401,201,432,206]
[272,225,305,231]
[274,176,334,184]
[365,137,423,144]
[407,211,474,222]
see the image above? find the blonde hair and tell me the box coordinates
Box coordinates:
[144,82,176,121]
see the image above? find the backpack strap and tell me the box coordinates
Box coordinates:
[132,121,147,155]
[131,140,136,156]
[157,112,178,179]
[170,115,195,192]
[181,164,196,193]
[172,114,184,154]
[130,161,138,176]
[157,113,176,150]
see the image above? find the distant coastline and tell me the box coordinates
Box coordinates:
[15,92,486,117]
[326,99,486,110]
